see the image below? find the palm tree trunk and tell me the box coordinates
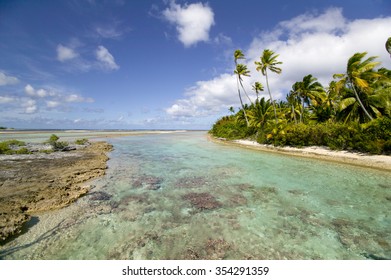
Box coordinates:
[236,76,249,127]
[239,79,253,105]
[292,104,297,124]
[349,77,373,121]
[265,71,278,124]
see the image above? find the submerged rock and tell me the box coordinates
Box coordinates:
[88,191,112,201]
[182,192,222,210]
[132,175,163,190]
[0,212,30,242]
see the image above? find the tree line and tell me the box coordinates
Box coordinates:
[210,40,391,154]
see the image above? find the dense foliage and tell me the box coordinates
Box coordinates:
[210,49,391,155]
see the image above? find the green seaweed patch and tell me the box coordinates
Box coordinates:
[182,192,222,210]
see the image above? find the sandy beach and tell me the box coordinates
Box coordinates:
[209,135,391,171]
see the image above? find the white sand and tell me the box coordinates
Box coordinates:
[210,136,391,171]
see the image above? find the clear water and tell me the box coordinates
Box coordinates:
[1,131,390,259]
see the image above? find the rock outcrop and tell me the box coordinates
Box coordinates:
[0,141,113,243]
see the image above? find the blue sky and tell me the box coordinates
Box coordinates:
[1,0,390,129]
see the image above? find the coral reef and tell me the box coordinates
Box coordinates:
[182,192,222,210]
[132,175,162,190]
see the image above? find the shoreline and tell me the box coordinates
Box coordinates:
[0,141,113,243]
[208,134,391,171]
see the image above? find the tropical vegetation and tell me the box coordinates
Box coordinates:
[210,48,391,155]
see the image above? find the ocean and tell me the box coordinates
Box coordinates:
[1,131,390,259]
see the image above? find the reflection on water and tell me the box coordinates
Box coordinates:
[1,131,390,259]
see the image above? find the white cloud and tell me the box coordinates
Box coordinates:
[24,84,56,98]
[96,45,119,70]
[163,1,214,47]
[57,44,79,62]
[46,100,60,108]
[166,73,237,118]
[0,72,19,86]
[65,94,94,103]
[22,99,38,114]
[166,8,391,121]
[0,96,15,104]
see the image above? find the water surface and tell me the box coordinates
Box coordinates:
[1,131,390,259]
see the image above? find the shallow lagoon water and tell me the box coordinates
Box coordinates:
[1,131,390,259]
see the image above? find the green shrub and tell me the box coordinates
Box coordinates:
[15,147,30,154]
[0,139,27,154]
[46,134,68,151]
[48,134,59,144]
[210,116,253,140]
[5,139,26,146]
[0,142,11,154]
[75,138,89,145]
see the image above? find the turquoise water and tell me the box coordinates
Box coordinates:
[1,131,390,259]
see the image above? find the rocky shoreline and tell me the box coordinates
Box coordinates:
[0,141,113,243]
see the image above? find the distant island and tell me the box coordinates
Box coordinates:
[210,48,391,155]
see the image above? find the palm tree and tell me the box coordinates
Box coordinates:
[233,50,249,127]
[247,97,273,128]
[255,49,282,124]
[386,37,391,57]
[235,64,253,104]
[252,82,264,101]
[286,91,300,124]
[295,75,325,123]
[334,52,383,122]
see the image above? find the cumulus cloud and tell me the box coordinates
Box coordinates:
[57,44,79,62]
[166,74,237,118]
[96,45,119,70]
[0,72,19,86]
[166,8,391,120]
[24,84,57,98]
[162,1,215,47]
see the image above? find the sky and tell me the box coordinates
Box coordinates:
[0,0,390,130]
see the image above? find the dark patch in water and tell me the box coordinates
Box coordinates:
[182,192,221,210]
[88,191,112,201]
[183,238,231,260]
[132,175,162,190]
